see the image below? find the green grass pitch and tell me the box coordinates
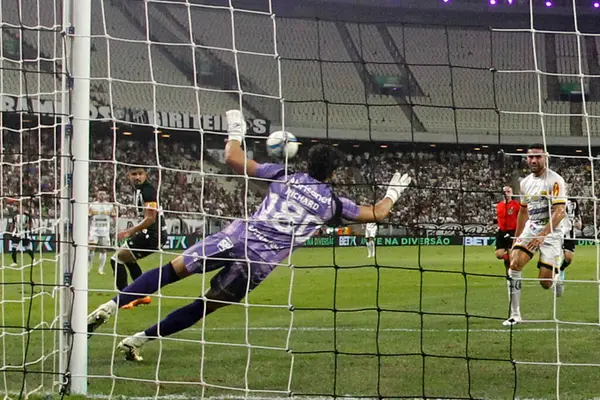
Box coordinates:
[2,245,600,399]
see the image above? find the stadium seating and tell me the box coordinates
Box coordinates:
[2,1,599,136]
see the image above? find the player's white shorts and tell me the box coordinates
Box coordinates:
[513,222,565,268]
[365,227,377,239]
[89,233,111,247]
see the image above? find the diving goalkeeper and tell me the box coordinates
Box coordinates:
[87,109,411,361]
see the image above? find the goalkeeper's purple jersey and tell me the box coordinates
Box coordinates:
[239,163,360,264]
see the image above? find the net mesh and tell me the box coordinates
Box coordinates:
[0,0,69,397]
[3,0,600,399]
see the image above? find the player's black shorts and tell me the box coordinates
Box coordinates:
[495,230,515,250]
[11,235,32,249]
[563,238,577,253]
[126,229,167,260]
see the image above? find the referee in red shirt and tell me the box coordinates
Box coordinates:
[495,186,520,270]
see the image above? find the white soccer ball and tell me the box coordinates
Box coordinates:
[266,130,299,159]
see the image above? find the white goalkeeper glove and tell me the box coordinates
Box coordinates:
[226,109,247,143]
[384,172,411,204]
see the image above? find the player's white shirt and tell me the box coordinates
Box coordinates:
[519,168,568,236]
[89,202,115,237]
[365,222,378,238]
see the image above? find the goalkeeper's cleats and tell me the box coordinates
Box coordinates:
[120,296,152,310]
[87,301,116,336]
[502,314,522,326]
[117,334,148,362]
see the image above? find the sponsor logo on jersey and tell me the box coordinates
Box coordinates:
[552,182,559,197]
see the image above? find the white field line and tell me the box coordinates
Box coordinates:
[190,326,599,333]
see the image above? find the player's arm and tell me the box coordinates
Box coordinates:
[118,191,158,239]
[538,178,567,237]
[110,205,118,231]
[353,173,411,223]
[512,184,528,243]
[225,140,260,177]
[574,200,582,229]
[224,109,261,177]
[514,205,528,238]
[539,204,566,237]
[119,205,157,240]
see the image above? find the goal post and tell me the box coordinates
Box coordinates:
[63,0,91,395]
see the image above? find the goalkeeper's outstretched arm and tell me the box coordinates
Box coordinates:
[353,173,411,223]
[224,109,261,177]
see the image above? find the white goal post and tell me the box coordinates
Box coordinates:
[62,0,91,394]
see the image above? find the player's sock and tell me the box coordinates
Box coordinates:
[560,259,571,271]
[27,249,34,262]
[126,262,143,281]
[88,250,95,264]
[370,241,376,257]
[11,249,17,264]
[111,259,129,291]
[508,269,522,317]
[144,298,212,338]
[98,252,107,273]
[112,262,180,307]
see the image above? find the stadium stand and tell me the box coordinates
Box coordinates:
[1,3,599,235]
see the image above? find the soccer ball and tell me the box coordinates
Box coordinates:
[266,131,299,159]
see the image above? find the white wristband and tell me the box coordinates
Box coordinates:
[384,193,398,204]
[228,134,243,143]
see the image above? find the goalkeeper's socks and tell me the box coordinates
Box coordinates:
[508,269,522,317]
[144,298,207,338]
[126,262,143,281]
[112,262,181,307]
[560,259,571,271]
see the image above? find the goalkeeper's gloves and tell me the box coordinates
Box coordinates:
[384,172,411,204]
[226,109,247,143]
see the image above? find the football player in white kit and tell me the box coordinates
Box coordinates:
[88,187,116,275]
[365,222,377,258]
[504,144,568,326]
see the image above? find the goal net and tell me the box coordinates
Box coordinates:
[3,0,600,399]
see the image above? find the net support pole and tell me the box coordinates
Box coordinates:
[68,0,91,394]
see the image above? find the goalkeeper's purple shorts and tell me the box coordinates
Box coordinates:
[181,223,277,301]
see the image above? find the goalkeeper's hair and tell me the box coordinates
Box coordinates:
[307,144,341,182]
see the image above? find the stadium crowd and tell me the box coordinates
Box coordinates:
[1,129,597,232]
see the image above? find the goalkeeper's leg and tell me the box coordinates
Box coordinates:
[117,295,227,362]
[88,230,240,334]
[88,259,189,334]
[117,260,275,361]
